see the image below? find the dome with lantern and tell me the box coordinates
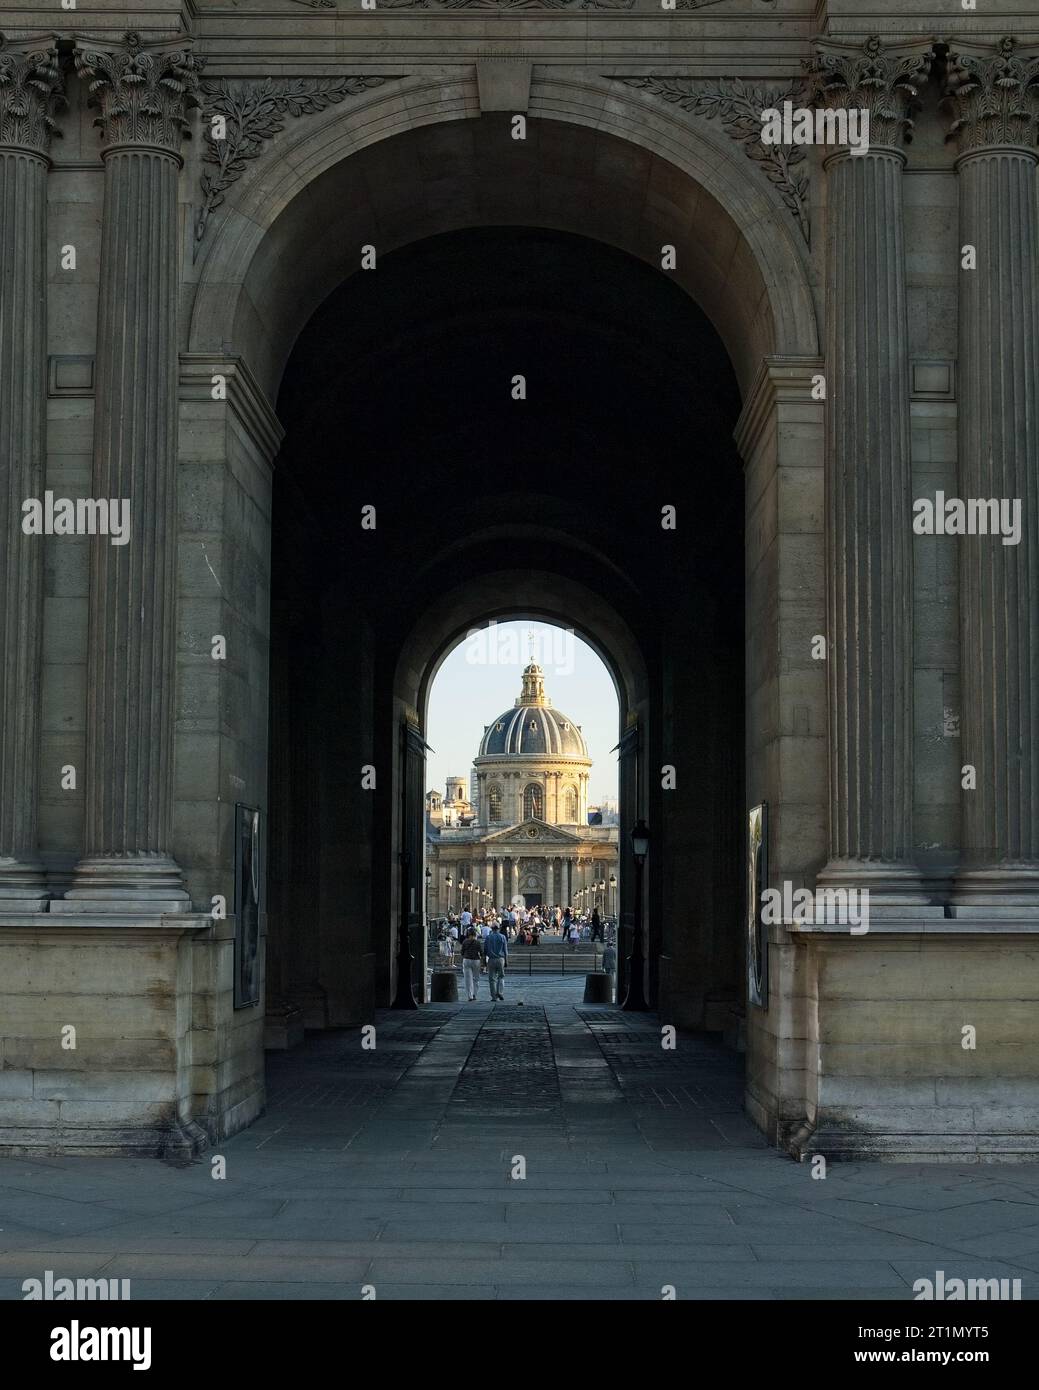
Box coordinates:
[478,662,589,759]
[474,663,591,826]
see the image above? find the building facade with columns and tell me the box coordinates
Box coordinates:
[427,662,619,916]
[0,2,1037,1162]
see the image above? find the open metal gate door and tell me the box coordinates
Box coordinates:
[615,719,639,1004]
[392,714,428,1008]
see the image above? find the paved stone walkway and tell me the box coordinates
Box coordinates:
[2,978,1039,1300]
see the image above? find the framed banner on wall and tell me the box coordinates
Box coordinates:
[747,802,768,1009]
[234,804,262,1009]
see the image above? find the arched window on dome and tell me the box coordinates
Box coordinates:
[562,785,578,822]
[488,785,503,823]
[523,784,544,820]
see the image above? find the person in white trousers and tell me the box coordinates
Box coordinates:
[460,928,485,1001]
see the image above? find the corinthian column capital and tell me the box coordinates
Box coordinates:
[74,29,203,158]
[0,33,65,156]
[942,36,1039,154]
[807,34,933,148]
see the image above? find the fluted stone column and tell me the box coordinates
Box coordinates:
[0,39,64,907]
[811,36,933,900]
[546,857,554,906]
[944,38,1039,904]
[512,857,521,904]
[57,33,203,913]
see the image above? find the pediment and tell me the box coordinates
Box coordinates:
[483,818,582,846]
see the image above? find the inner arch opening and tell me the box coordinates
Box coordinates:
[264,224,744,1043]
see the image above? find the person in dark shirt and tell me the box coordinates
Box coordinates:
[460,927,485,1001]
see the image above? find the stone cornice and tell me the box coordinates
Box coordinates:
[0,913,213,936]
[179,353,285,465]
[285,0,777,9]
[0,32,64,156]
[942,35,1039,155]
[806,33,934,148]
[733,354,824,462]
[74,28,204,158]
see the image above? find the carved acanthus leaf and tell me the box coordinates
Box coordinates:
[0,34,65,153]
[195,75,400,250]
[806,34,932,148]
[74,30,204,155]
[614,75,810,243]
[943,36,1039,152]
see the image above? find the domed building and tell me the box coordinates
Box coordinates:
[426,663,619,915]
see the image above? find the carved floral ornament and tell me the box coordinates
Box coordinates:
[74,30,204,156]
[942,36,1039,153]
[613,75,811,243]
[805,34,933,148]
[195,75,399,250]
[0,34,65,154]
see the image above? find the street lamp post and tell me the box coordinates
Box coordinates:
[622,819,650,1011]
[609,872,616,920]
[425,866,432,928]
[446,873,453,914]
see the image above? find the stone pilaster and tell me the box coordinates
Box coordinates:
[944,38,1039,903]
[0,37,64,906]
[810,36,933,900]
[57,33,203,913]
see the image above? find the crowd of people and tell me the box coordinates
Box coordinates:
[433,902,616,1001]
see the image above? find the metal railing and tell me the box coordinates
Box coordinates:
[428,942,612,976]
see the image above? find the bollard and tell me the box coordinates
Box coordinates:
[583,971,613,1003]
[430,970,459,1002]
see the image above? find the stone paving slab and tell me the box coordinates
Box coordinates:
[3,978,1039,1300]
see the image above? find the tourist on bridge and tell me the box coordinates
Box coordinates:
[460,927,485,1002]
[484,920,509,1000]
[591,908,602,942]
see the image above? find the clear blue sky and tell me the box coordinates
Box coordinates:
[426,620,620,806]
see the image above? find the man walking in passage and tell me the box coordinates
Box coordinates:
[460,927,485,1002]
[602,939,617,1001]
[484,919,509,1001]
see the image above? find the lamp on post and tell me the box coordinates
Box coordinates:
[609,872,616,919]
[425,866,432,927]
[622,819,650,1011]
[446,873,453,913]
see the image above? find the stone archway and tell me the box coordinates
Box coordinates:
[177,85,824,1147]
[6,22,1035,1168]
[393,579,648,1010]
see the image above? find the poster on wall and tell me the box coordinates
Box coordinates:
[747,802,768,1009]
[234,804,261,1010]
